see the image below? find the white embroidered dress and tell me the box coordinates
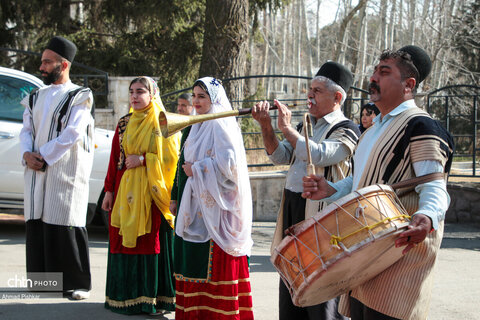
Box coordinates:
[175,77,253,257]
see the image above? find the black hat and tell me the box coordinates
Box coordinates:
[398,45,432,83]
[315,61,353,92]
[46,36,77,62]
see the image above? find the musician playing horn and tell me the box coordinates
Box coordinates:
[252,61,360,320]
[302,46,454,320]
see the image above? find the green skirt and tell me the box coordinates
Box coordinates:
[104,221,175,315]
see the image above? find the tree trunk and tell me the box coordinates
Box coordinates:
[199,0,249,104]
[316,0,322,67]
[352,3,367,90]
[388,0,396,49]
[399,0,403,31]
[360,9,369,91]
[246,19,255,98]
[408,0,416,44]
[295,0,302,93]
[334,0,368,60]
[301,0,313,77]
[270,8,277,92]
[261,8,269,90]
[280,7,288,91]
[379,0,388,50]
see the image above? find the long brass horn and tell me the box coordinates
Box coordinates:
[159,103,303,138]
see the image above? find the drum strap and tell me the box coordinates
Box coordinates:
[390,172,446,195]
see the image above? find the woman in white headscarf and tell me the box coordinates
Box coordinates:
[170,77,254,319]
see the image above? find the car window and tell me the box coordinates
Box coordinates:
[0,75,39,122]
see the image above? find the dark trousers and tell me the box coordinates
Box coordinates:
[26,219,91,291]
[349,297,400,320]
[279,189,347,320]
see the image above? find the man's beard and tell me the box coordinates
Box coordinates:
[41,64,62,85]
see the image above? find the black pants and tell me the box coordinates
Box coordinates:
[26,219,91,291]
[279,189,347,320]
[349,297,400,320]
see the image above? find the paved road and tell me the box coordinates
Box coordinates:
[0,217,479,320]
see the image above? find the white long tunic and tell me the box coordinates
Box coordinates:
[20,81,94,227]
[175,77,253,257]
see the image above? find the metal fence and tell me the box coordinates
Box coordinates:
[162,75,369,170]
[163,75,480,176]
[4,50,475,176]
[427,85,480,177]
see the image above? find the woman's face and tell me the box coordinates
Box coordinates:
[129,82,151,111]
[192,85,212,115]
[361,108,376,129]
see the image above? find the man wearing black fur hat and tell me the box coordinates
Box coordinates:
[20,36,94,300]
[302,47,454,319]
[252,61,361,320]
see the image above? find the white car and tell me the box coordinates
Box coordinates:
[0,66,113,225]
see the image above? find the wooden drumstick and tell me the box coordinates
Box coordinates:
[304,113,315,176]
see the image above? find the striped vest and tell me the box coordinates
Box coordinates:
[339,107,454,319]
[23,84,94,227]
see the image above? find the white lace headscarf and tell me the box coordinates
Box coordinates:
[175,77,253,257]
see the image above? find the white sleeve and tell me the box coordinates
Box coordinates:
[268,139,294,165]
[296,137,350,167]
[19,96,33,165]
[413,160,450,230]
[19,108,33,153]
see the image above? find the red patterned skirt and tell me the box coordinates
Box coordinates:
[175,241,254,319]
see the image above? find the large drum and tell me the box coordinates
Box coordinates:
[271,184,410,307]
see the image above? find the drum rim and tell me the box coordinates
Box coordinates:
[282,184,400,243]
[271,222,410,286]
[315,184,395,221]
[271,183,409,304]
[292,225,409,306]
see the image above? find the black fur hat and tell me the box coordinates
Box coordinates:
[398,45,432,83]
[315,61,354,92]
[46,36,77,62]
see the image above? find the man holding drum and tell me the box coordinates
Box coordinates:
[252,62,360,320]
[302,46,454,319]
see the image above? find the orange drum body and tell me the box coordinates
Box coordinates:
[271,184,410,307]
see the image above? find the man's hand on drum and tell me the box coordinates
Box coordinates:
[395,213,433,255]
[301,174,336,200]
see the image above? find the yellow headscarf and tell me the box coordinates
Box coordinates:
[111,77,180,248]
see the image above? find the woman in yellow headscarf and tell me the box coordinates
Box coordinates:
[102,77,180,315]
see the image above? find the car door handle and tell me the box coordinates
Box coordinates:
[0,131,15,139]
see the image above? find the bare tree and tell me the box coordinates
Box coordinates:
[398,0,404,33]
[301,0,313,77]
[379,0,388,49]
[334,0,368,60]
[246,0,476,102]
[419,0,431,46]
[294,0,302,92]
[261,8,269,90]
[407,0,416,44]
[352,2,368,91]
[315,0,323,67]
[280,7,288,91]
